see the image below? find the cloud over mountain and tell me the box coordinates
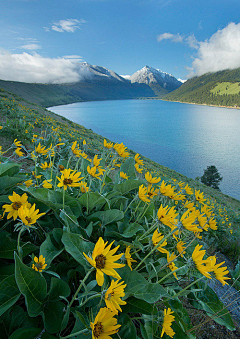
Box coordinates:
[0,51,88,83]
[191,22,240,76]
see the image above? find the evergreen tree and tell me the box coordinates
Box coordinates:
[200,165,223,190]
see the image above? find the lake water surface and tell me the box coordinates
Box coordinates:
[49,100,240,200]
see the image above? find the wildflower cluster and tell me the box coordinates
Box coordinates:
[0,97,238,339]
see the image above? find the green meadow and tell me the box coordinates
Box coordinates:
[210,82,240,96]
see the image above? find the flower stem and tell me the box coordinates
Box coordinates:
[172,276,205,298]
[68,268,94,309]
[60,328,89,339]
[17,227,25,259]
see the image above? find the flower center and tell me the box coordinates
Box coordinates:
[95,254,106,269]
[25,216,32,223]
[12,202,22,210]
[63,178,73,185]
[93,322,104,338]
[35,262,43,270]
[59,165,65,171]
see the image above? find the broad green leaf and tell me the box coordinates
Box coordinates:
[0,264,15,282]
[88,209,124,226]
[48,277,70,301]
[119,222,144,238]
[0,231,37,259]
[61,231,94,267]
[0,163,21,177]
[0,275,21,316]
[119,266,170,303]
[78,192,107,211]
[113,179,144,194]
[191,282,235,331]
[122,297,156,315]
[43,301,64,334]
[40,233,64,266]
[0,176,24,192]
[41,333,58,339]
[14,253,47,317]
[118,313,137,339]
[8,328,41,339]
[120,157,136,179]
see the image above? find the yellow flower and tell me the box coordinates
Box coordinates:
[90,307,121,339]
[0,126,3,130]
[167,252,178,279]
[125,246,137,270]
[18,204,45,226]
[176,240,186,257]
[135,163,143,173]
[14,139,22,148]
[138,184,151,203]
[57,168,83,190]
[180,210,201,233]
[184,184,193,195]
[209,218,218,230]
[15,148,24,157]
[145,172,161,184]
[147,185,159,199]
[42,179,53,189]
[192,244,212,279]
[2,192,29,220]
[205,256,230,286]
[195,189,206,204]
[40,162,52,170]
[105,280,127,314]
[134,153,143,165]
[35,142,50,155]
[152,229,168,254]
[83,139,86,145]
[24,180,33,188]
[79,181,89,193]
[32,255,47,272]
[114,142,129,158]
[87,165,103,180]
[83,237,124,286]
[120,172,129,180]
[104,139,114,149]
[161,308,175,338]
[93,155,102,167]
[58,164,65,171]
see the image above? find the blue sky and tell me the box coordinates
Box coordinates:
[1,0,240,83]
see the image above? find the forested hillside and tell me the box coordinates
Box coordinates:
[164,68,240,107]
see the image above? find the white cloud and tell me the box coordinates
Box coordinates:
[185,34,199,50]
[0,51,91,84]
[157,32,184,43]
[48,19,86,33]
[19,44,42,50]
[63,55,83,60]
[191,22,240,76]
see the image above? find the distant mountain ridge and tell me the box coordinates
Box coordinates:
[0,63,181,107]
[164,67,240,108]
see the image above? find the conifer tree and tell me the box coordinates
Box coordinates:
[200,165,223,190]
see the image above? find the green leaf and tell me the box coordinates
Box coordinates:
[122,297,156,315]
[119,266,170,303]
[0,264,15,282]
[43,301,64,334]
[192,282,235,331]
[61,231,94,267]
[40,233,64,266]
[88,209,124,226]
[120,157,136,179]
[118,313,137,339]
[0,275,21,316]
[113,179,144,194]
[78,192,107,212]
[0,176,24,192]
[0,231,37,259]
[119,222,144,238]
[48,277,70,301]
[8,328,42,339]
[14,253,47,317]
[0,163,21,177]
[41,333,58,339]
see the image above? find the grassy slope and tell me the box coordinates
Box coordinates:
[1,87,240,260]
[210,82,240,95]
[163,68,240,107]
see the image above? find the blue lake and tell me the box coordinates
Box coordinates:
[49,100,240,200]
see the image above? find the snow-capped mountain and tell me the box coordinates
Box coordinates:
[128,65,182,91]
[79,62,126,83]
